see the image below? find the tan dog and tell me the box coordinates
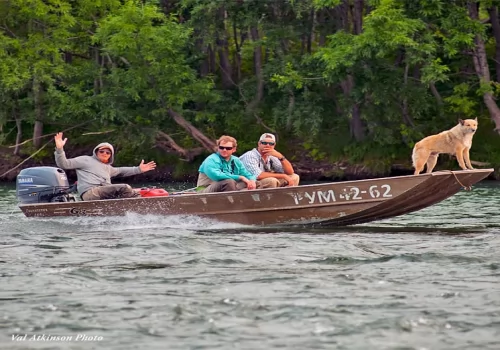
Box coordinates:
[412,118,478,175]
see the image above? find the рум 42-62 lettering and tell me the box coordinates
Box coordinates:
[292,185,392,205]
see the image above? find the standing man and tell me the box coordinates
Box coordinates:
[239,133,300,189]
[54,132,156,200]
[197,135,257,193]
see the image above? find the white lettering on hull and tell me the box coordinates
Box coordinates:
[318,190,336,203]
[251,194,261,202]
[292,184,393,205]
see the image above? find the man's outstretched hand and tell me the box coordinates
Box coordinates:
[54,132,67,149]
[139,160,157,173]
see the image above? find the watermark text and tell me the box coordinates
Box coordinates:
[12,334,103,342]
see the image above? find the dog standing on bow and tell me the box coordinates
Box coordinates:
[412,118,478,175]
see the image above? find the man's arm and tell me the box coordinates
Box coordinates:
[203,156,240,181]
[260,156,297,186]
[54,132,87,170]
[234,158,257,181]
[253,156,295,180]
[233,158,256,190]
[54,149,89,170]
[110,160,156,178]
[277,157,295,175]
[267,151,294,175]
[110,166,141,178]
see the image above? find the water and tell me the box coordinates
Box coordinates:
[1,181,500,349]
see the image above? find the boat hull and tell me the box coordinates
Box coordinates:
[18,169,493,226]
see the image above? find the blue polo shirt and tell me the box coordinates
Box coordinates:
[199,153,256,181]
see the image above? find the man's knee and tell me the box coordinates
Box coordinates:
[219,179,237,192]
[236,181,249,190]
[257,177,280,189]
[81,187,100,201]
[83,184,139,200]
[202,179,237,193]
[291,174,300,186]
[281,174,300,187]
[117,184,140,198]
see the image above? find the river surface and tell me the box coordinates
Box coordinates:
[1,181,500,350]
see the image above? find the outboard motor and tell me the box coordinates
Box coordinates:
[16,166,77,204]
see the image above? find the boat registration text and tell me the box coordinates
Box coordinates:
[292,184,392,205]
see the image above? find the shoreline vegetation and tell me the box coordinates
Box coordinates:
[0,141,412,184]
[1,138,496,185]
[2,1,500,181]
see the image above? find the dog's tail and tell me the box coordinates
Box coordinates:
[411,143,418,169]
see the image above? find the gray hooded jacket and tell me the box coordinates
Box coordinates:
[54,142,142,196]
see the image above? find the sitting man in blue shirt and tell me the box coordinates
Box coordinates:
[239,133,300,189]
[197,135,257,193]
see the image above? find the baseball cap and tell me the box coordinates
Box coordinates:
[259,133,276,143]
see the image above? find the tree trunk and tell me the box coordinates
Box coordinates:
[167,108,217,152]
[195,34,209,77]
[299,34,305,55]
[429,83,443,105]
[307,9,316,53]
[468,2,500,131]
[286,88,295,131]
[93,46,102,95]
[14,102,22,156]
[352,0,364,34]
[155,131,206,161]
[341,75,365,142]
[217,39,232,88]
[159,0,174,15]
[488,6,500,82]
[32,78,44,148]
[334,2,348,32]
[208,44,216,74]
[216,7,233,89]
[279,39,288,54]
[394,49,405,66]
[64,51,72,64]
[402,63,415,127]
[232,22,246,83]
[318,9,327,47]
[350,103,364,142]
[247,26,264,112]
[338,0,366,141]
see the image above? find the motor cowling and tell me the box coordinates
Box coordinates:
[16,166,76,204]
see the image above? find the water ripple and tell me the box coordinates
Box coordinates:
[1,182,500,349]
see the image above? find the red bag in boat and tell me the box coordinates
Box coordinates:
[139,188,169,197]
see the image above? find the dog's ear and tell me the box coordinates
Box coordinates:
[459,119,465,125]
[474,117,478,121]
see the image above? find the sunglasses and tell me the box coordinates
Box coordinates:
[218,146,234,151]
[98,150,112,155]
[260,141,275,146]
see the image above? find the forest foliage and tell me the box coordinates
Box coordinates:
[2,0,500,178]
